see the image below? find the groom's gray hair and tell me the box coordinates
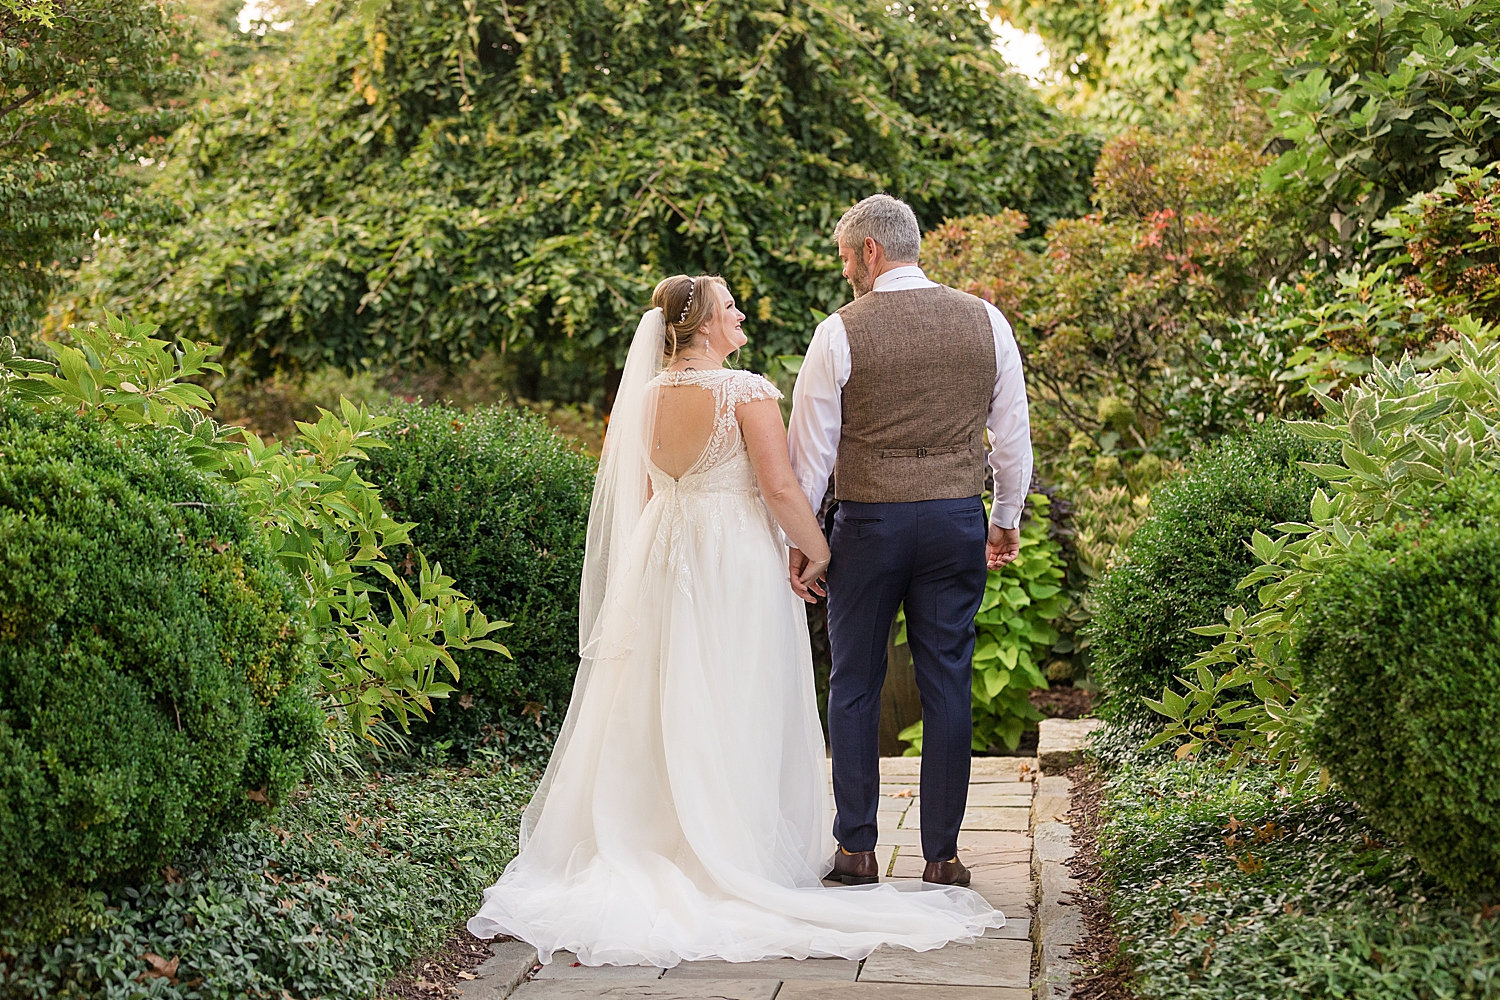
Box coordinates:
[834,194,921,263]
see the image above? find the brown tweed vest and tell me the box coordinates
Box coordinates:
[834,284,996,504]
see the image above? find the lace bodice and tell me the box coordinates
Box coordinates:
[645,369,783,496]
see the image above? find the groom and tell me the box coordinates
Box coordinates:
[787,194,1032,887]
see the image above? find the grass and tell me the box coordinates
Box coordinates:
[1096,757,1500,1000]
[1,755,535,1000]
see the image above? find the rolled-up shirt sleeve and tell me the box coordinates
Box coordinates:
[985,302,1032,530]
[788,314,847,521]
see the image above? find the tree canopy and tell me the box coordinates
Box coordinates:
[1,0,196,337]
[65,0,1098,385]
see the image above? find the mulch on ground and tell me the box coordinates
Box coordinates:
[1063,763,1135,1000]
[1030,685,1095,720]
[381,927,518,999]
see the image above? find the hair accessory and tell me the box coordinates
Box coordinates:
[676,277,695,325]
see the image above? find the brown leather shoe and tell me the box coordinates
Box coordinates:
[923,857,971,886]
[828,847,879,886]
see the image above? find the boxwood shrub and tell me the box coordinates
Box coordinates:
[1088,424,1327,728]
[1300,498,1500,896]
[363,403,594,744]
[0,402,319,935]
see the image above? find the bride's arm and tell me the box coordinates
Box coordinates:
[738,397,831,571]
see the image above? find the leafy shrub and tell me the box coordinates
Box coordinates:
[1,0,196,336]
[1088,424,1326,728]
[923,124,1314,473]
[1379,165,1500,324]
[1149,335,1500,776]
[1254,0,1500,231]
[0,400,319,933]
[0,317,511,750]
[1300,508,1500,896]
[1097,755,1500,1000]
[0,760,534,1000]
[364,403,595,737]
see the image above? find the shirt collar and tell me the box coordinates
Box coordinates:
[871,264,929,291]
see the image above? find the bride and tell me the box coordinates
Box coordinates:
[467,274,1003,968]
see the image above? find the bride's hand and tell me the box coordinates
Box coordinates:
[789,547,829,604]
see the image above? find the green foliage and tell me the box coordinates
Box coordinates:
[1089,424,1326,730]
[0,0,197,336]
[924,125,1315,474]
[362,402,595,738]
[898,492,1068,754]
[66,0,1098,385]
[1300,512,1500,896]
[1147,328,1500,778]
[1254,0,1500,230]
[0,761,535,999]
[0,315,511,748]
[1379,165,1500,324]
[0,399,319,935]
[1098,756,1500,1000]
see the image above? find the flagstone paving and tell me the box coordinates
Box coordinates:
[472,756,1043,1000]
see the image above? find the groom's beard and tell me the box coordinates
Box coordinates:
[848,257,873,297]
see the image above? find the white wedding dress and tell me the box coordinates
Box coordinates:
[467,310,1002,968]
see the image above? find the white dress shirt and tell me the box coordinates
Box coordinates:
[787,265,1033,529]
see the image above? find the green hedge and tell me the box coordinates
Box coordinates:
[1088,424,1327,728]
[0,761,534,999]
[0,403,319,934]
[363,403,594,743]
[1301,499,1500,896]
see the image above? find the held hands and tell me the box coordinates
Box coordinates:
[788,547,829,604]
[986,523,1020,570]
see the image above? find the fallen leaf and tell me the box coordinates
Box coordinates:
[246,787,269,804]
[457,972,477,981]
[138,953,180,984]
[1254,821,1284,843]
[1236,853,1265,874]
[459,693,474,709]
[162,865,183,884]
[522,701,545,727]
[890,788,914,799]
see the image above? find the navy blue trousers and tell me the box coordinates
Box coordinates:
[826,496,988,863]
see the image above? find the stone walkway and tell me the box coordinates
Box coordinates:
[465,753,1068,1000]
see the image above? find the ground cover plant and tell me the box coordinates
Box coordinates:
[1095,756,1500,999]
[365,402,595,741]
[0,759,535,1000]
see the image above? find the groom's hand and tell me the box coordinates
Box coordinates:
[986,524,1020,570]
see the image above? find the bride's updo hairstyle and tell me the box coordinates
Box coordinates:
[652,274,727,363]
